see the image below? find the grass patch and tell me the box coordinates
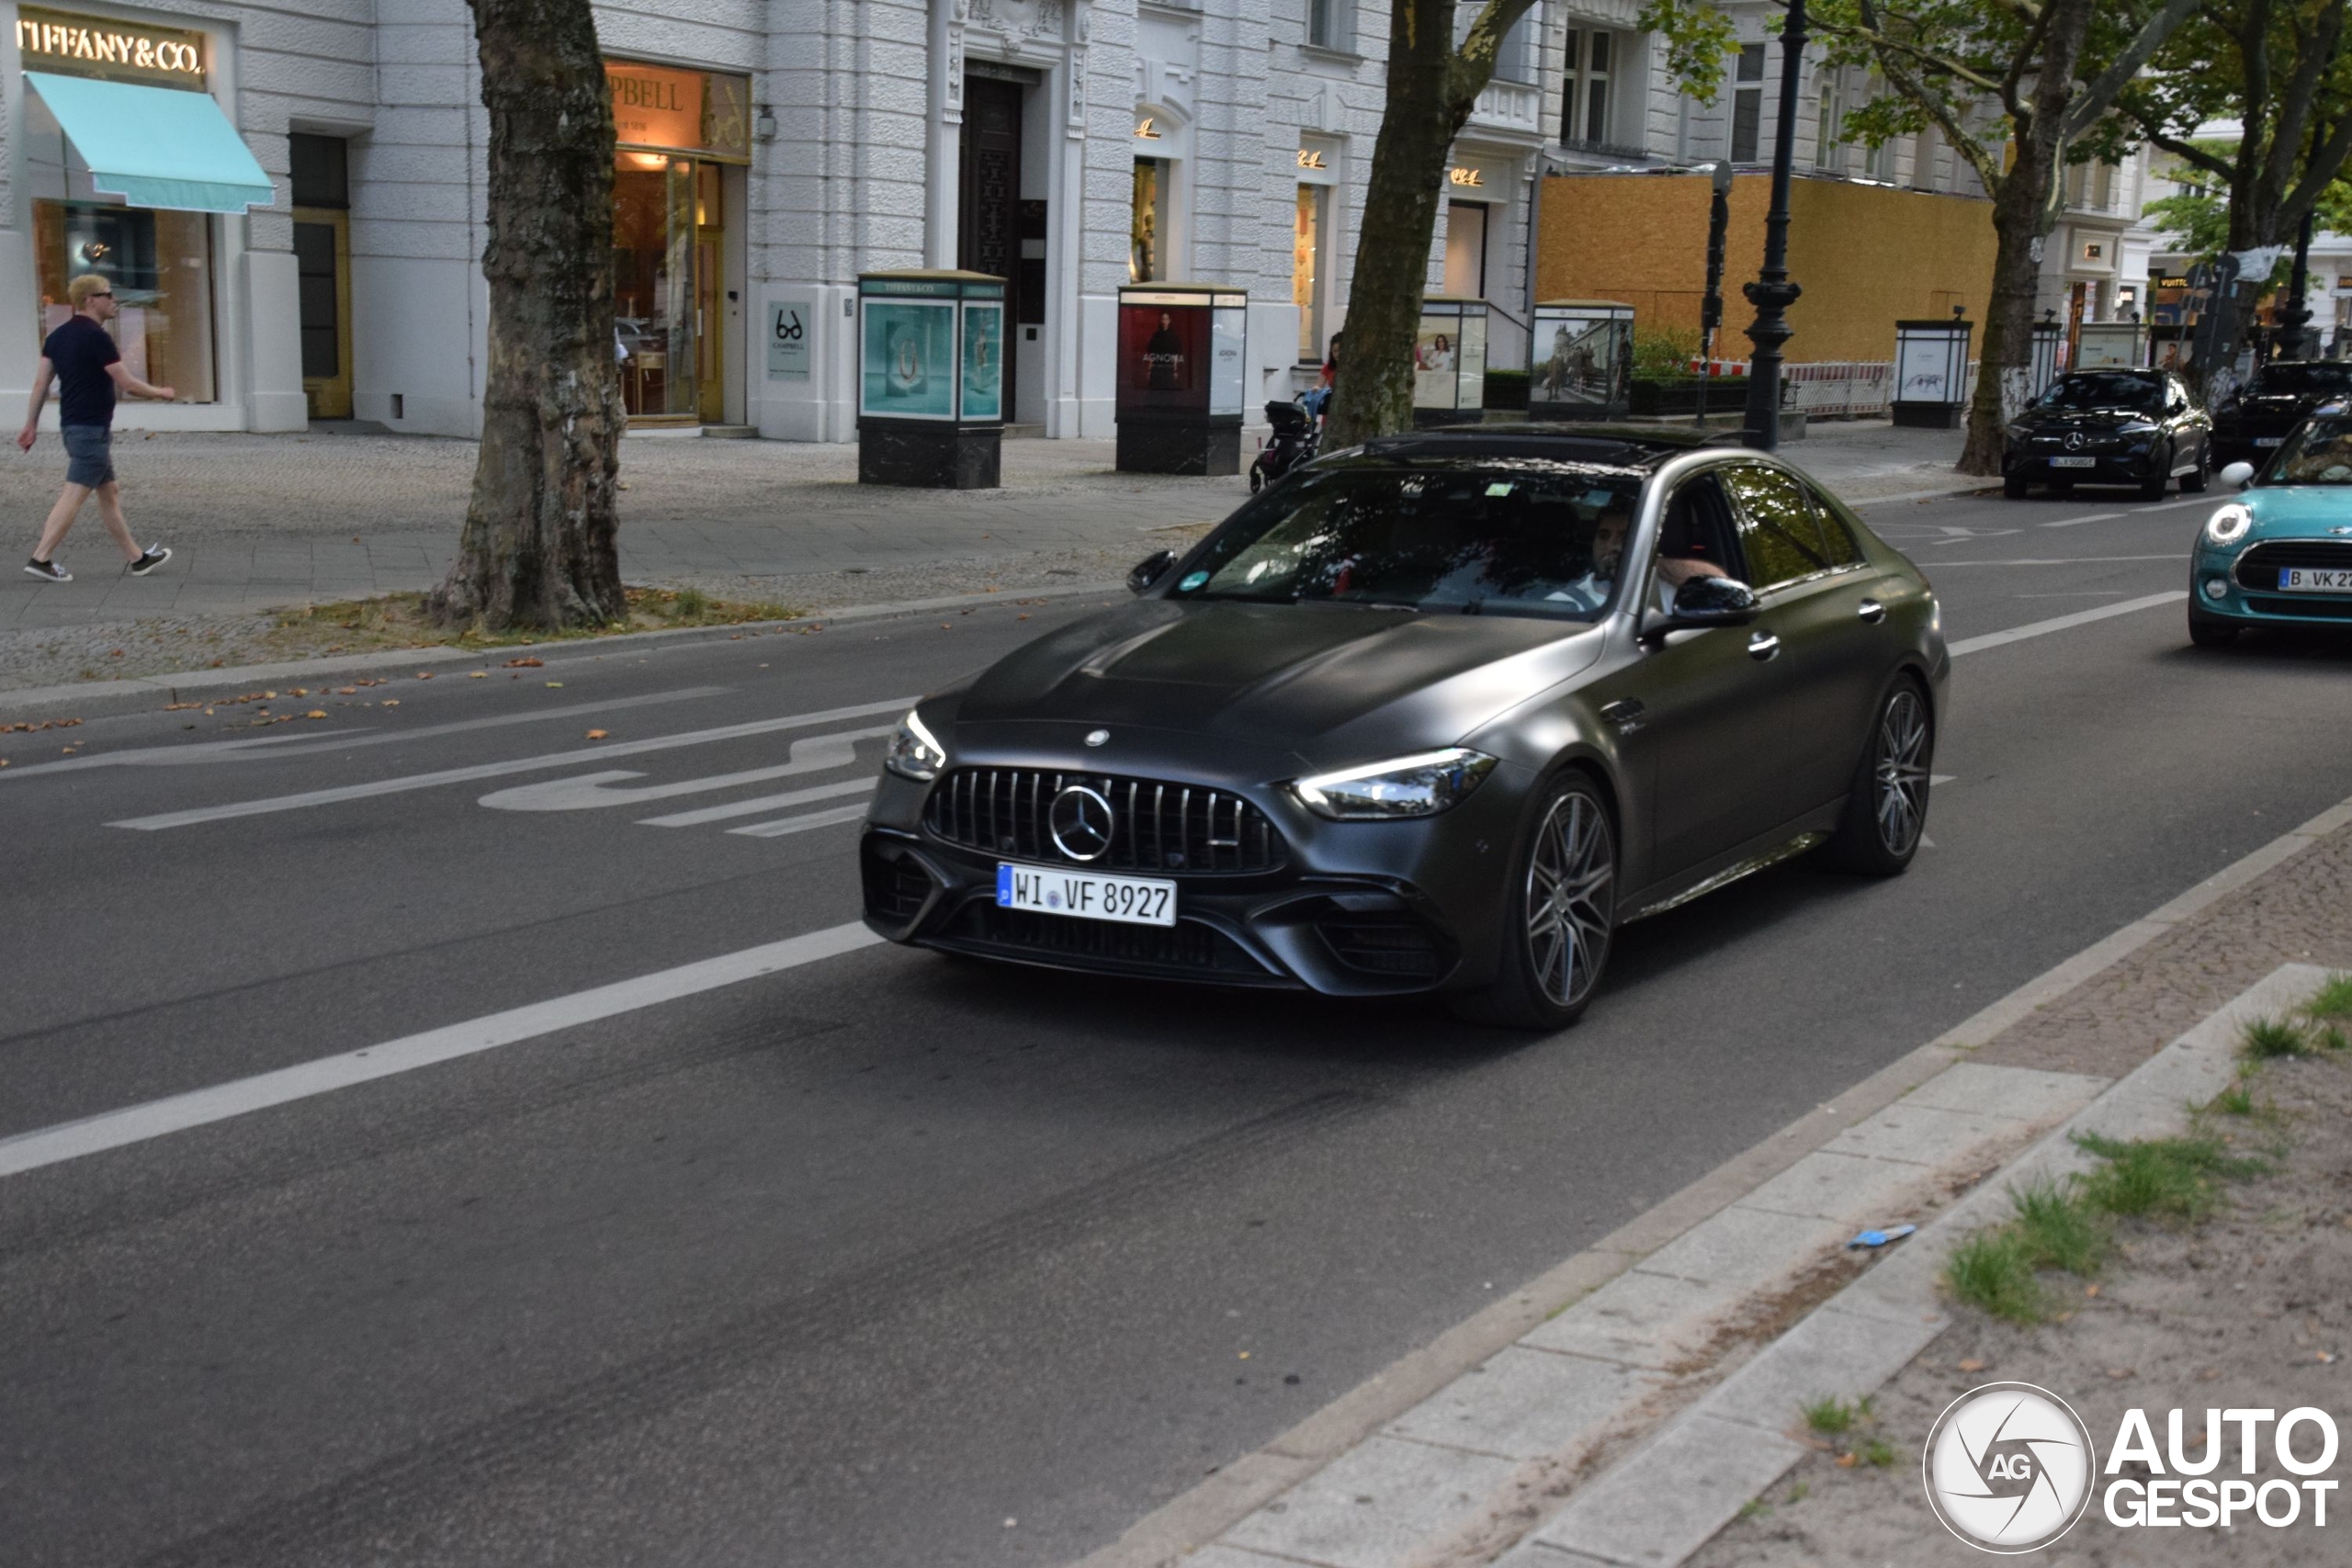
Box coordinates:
[2010,1179,2111,1275]
[2073,1133,2267,1223]
[259,586,805,661]
[2200,1078,2259,1117]
[2241,1015,2313,1060]
[1803,1394,1869,1437]
[2306,972,2352,1022]
[1945,1226,2049,1323]
[1859,1437,1900,1469]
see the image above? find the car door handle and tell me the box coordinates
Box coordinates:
[1857,598,1887,624]
[1747,632,1781,661]
[1600,698,1645,731]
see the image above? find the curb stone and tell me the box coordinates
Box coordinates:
[0,581,1121,721]
[1076,789,2352,1568]
[1493,962,2326,1568]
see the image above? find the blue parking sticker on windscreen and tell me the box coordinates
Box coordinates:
[997,863,1013,906]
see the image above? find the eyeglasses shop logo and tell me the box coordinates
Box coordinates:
[1923,1387,2343,1552]
[1923,1383,2097,1552]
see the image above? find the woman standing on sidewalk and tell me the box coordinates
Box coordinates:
[17,273,175,583]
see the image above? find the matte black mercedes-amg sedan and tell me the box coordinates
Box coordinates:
[861,428,1949,1028]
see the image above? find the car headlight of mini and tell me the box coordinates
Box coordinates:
[2203,503,2254,547]
[884,708,947,781]
[1287,748,1498,820]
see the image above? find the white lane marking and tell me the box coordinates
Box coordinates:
[0,922,885,1180]
[1947,592,2187,658]
[107,697,915,830]
[2041,511,2122,529]
[479,727,893,811]
[2132,496,2213,513]
[640,777,876,828]
[1930,774,1955,785]
[728,803,875,839]
[3,688,730,780]
[1929,554,2187,567]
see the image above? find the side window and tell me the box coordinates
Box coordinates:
[1719,466,1833,589]
[1801,479,1865,568]
[1656,472,1742,604]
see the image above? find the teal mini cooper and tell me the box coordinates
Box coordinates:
[2189,408,2352,647]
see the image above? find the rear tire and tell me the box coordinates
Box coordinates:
[1454,773,1617,1031]
[1826,680,1932,876]
[2003,473,2030,499]
[2180,446,2211,493]
[2140,447,2171,500]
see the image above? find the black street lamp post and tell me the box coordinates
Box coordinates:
[1696,159,1735,429]
[1741,0,1809,451]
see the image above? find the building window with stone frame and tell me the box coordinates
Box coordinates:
[1561,28,1618,148]
[1494,9,1535,84]
[1729,43,1767,161]
[1814,69,1844,174]
[1307,0,1353,51]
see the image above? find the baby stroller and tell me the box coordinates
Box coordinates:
[1250,398,1322,492]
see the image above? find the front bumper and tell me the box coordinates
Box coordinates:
[2189,542,2352,627]
[2003,445,2162,484]
[859,763,1531,997]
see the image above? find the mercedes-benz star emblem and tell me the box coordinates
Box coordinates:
[1085,728,1111,748]
[1048,785,1115,861]
[2064,431,2085,451]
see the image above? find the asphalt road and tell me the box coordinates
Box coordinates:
[5,481,2352,1568]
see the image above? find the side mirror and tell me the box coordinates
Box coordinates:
[1127,549,1180,593]
[1643,576,1758,642]
[2221,461,2256,488]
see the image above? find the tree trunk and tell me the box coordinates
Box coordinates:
[1322,1,1479,450]
[1957,0,2094,477]
[431,0,626,631]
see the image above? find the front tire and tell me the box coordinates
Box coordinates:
[2180,446,2211,492]
[1455,773,1617,1031]
[2003,472,2030,499]
[1826,681,1932,875]
[2140,446,2172,501]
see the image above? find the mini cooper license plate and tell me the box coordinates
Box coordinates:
[2052,456,2097,468]
[997,863,1176,927]
[2278,567,2352,592]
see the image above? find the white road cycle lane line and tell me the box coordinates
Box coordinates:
[478,727,896,812]
[1946,591,2188,658]
[0,922,886,1180]
[107,696,916,831]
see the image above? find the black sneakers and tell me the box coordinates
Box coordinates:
[24,558,70,582]
[129,545,171,576]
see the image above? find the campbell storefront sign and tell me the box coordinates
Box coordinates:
[16,6,207,87]
[605,60,751,164]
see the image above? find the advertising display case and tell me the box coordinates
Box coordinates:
[1114,283,1247,474]
[1892,317,1973,428]
[856,270,1005,489]
[2076,321,2148,370]
[1412,297,1488,426]
[1528,299,1634,421]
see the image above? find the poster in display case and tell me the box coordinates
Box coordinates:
[1413,297,1489,424]
[961,300,1004,422]
[861,299,956,420]
[1529,300,1634,419]
[856,270,1005,489]
[1114,283,1248,474]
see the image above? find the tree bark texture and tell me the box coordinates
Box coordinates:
[432,0,626,631]
[1958,1,2095,477]
[1323,1,1534,450]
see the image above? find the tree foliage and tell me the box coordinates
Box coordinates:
[1322,0,1541,448]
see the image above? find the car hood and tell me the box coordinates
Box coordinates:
[951,599,1607,769]
[2220,394,2324,424]
[2243,485,2352,533]
[2016,407,2162,430]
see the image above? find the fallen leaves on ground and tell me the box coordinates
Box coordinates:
[306,710,328,719]
[504,657,543,668]
[585,729,608,740]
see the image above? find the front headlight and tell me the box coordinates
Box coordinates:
[2203,503,2254,548]
[884,708,947,781]
[1287,748,1498,820]
[2119,421,2159,434]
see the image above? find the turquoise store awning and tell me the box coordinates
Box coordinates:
[26,71,274,214]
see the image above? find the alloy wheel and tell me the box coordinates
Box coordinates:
[1525,788,1615,1009]
[1873,689,1931,856]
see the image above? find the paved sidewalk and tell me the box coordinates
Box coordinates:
[1089,794,2352,1568]
[0,420,1968,694]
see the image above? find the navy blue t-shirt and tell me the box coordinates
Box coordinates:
[42,315,119,430]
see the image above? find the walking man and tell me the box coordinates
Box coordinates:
[18,273,175,582]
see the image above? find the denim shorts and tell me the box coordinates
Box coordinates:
[62,424,115,489]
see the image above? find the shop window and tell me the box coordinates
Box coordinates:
[1444,201,1489,300]
[1562,29,1615,147]
[26,91,215,404]
[1730,44,1766,162]
[1132,159,1165,284]
[1295,183,1327,362]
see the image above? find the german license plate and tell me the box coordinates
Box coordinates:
[2278,567,2352,592]
[2052,456,2097,468]
[997,863,1176,926]
[2256,437,2285,447]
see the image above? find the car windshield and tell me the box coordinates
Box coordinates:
[1170,463,1644,619]
[2258,417,2352,484]
[2244,363,2352,396]
[2032,373,2165,412]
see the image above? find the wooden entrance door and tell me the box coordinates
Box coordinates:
[293,208,352,419]
[695,162,725,423]
[959,77,1023,420]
